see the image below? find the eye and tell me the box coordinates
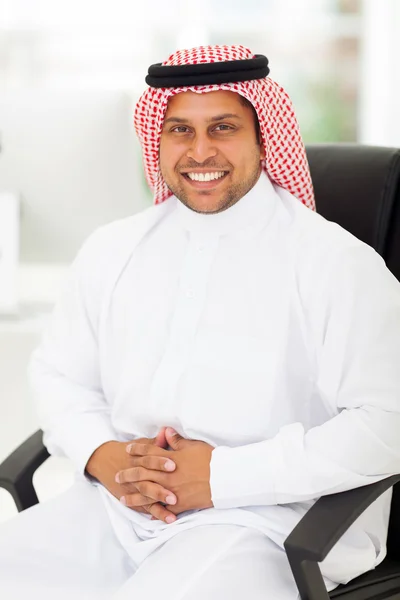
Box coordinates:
[171,126,190,133]
[214,124,234,132]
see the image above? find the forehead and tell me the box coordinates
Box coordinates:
[164,90,245,117]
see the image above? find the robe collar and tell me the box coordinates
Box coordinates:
[174,171,279,239]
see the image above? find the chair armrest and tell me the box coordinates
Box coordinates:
[284,475,400,600]
[0,429,50,511]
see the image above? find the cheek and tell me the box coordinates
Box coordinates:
[240,143,264,172]
[223,138,259,167]
[159,140,183,176]
[227,148,257,174]
[159,139,168,171]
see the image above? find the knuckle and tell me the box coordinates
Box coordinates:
[148,502,163,518]
[137,466,147,479]
[128,494,139,507]
[146,484,160,501]
[131,466,142,480]
[137,481,150,496]
[139,494,152,506]
[147,483,163,502]
[126,483,139,495]
[143,504,152,515]
[126,493,148,507]
[142,455,152,469]
[146,501,157,513]
[134,481,143,493]
[152,486,163,501]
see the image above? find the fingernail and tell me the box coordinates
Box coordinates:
[115,473,120,483]
[165,494,176,505]
[120,496,127,505]
[166,515,176,524]
[126,444,132,453]
[164,460,176,471]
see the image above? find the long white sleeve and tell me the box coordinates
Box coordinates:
[28,226,120,476]
[210,243,400,508]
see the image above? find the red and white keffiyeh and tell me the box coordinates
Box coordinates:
[134,45,315,211]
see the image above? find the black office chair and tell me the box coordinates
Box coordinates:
[1,144,400,600]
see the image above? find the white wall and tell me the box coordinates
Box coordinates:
[0,268,75,522]
[359,0,400,146]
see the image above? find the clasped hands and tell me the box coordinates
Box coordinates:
[115,427,214,524]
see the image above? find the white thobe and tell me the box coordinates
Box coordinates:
[3,172,400,598]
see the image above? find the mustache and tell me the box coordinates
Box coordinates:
[178,160,230,172]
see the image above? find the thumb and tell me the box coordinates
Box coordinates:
[165,427,186,450]
[154,427,167,449]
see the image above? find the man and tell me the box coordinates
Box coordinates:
[0,44,400,600]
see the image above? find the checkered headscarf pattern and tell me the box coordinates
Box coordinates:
[134,45,315,211]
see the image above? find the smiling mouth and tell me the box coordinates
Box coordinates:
[181,171,229,185]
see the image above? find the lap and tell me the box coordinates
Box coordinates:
[0,485,301,600]
[0,480,134,600]
[113,524,300,600]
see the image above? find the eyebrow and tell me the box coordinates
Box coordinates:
[164,113,241,125]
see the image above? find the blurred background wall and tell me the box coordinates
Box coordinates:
[1,0,398,143]
[0,0,399,521]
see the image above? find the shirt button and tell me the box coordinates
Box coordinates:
[185,288,194,299]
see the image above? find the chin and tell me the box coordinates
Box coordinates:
[190,201,231,215]
[171,181,235,214]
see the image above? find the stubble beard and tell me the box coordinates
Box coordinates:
[162,163,262,215]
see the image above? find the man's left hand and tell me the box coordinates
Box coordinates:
[116,428,214,515]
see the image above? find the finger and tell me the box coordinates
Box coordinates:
[116,466,167,486]
[146,502,177,524]
[133,506,151,515]
[120,492,154,508]
[126,442,172,458]
[155,427,168,448]
[127,437,156,447]
[131,438,146,444]
[125,432,168,451]
[135,481,177,505]
[128,455,176,472]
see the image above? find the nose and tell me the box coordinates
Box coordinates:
[186,132,217,164]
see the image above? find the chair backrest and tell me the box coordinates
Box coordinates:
[305,143,400,561]
[306,143,400,280]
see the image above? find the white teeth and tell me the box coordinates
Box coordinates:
[186,171,226,181]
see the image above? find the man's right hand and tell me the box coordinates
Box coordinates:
[85,428,177,523]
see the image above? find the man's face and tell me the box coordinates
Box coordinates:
[159,90,266,214]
